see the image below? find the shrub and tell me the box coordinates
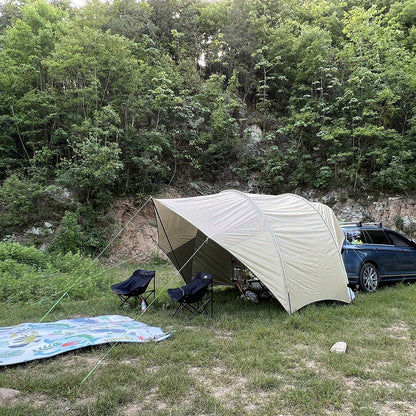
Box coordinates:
[0,242,47,268]
[0,242,112,302]
[48,211,84,254]
[0,174,50,230]
[0,173,74,234]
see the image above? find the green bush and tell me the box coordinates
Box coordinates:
[46,208,111,256]
[314,166,333,189]
[0,242,112,302]
[0,242,47,268]
[0,174,64,231]
[48,211,84,255]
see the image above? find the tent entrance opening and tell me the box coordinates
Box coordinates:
[231,259,273,302]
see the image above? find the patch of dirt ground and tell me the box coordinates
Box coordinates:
[108,188,183,264]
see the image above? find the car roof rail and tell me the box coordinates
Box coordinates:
[340,221,362,227]
[340,221,383,228]
[361,222,383,228]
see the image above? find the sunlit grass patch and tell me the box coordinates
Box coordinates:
[1,247,416,415]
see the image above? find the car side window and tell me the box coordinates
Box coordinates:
[366,229,391,245]
[345,230,366,244]
[387,231,412,248]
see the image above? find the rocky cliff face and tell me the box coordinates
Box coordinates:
[330,194,416,234]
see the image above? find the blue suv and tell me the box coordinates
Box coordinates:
[341,222,416,292]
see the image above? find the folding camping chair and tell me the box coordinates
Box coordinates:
[167,272,213,318]
[111,269,155,307]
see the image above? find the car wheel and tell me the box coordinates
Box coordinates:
[359,263,380,292]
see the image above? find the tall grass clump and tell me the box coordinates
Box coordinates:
[0,242,47,268]
[0,242,112,303]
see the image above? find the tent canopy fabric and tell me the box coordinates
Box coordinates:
[153,190,350,314]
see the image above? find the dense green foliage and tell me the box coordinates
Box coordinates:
[1,0,416,251]
[0,242,112,302]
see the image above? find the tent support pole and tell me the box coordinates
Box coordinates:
[153,200,186,279]
[224,190,293,313]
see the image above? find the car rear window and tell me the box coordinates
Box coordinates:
[386,231,411,247]
[366,229,391,245]
[345,230,367,244]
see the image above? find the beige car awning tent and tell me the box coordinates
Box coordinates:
[153,190,351,314]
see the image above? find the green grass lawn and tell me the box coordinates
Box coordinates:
[0,261,415,416]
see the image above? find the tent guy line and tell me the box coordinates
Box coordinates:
[39,196,153,323]
[81,236,210,384]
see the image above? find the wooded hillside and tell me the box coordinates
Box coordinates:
[1,0,416,253]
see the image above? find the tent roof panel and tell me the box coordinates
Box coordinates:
[154,190,350,313]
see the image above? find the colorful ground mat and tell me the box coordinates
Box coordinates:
[0,315,171,366]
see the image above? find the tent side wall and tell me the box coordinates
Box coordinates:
[250,193,350,312]
[153,201,197,280]
[153,199,233,284]
[154,192,350,314]
[192,238,233,285]
[311,202,347,260]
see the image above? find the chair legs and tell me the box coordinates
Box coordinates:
[171,298,213,318]
[171,283,213,318]
[117,285,156,307]
[117,294,131,307]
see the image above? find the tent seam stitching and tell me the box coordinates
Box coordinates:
[288,194,350,286]
[222,189,292,313]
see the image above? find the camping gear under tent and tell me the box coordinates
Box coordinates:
[153,190,351,314]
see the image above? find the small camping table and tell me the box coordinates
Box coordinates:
[231,276,262,301]
[231,260,272,302]
[231,259,267,302]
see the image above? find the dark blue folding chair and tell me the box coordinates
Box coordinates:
[111,269,155,307]
[168,272,213,318]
